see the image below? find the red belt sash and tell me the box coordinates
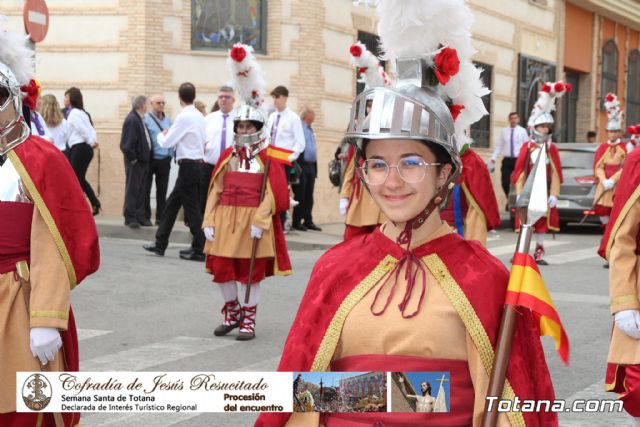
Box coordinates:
[604,164,621,179]
[325,354,474,427]
[219,171,263,208]
[0,202,33,274]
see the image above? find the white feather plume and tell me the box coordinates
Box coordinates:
[349,41,390,88]
[527,81,571,127]
[227,43,266,109]
[604,92,623,130]
[373,0,488,149]
[0,17,34,86]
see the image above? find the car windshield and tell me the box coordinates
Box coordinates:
[559,151,594,170]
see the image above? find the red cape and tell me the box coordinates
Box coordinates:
[459,148,501,230]
[512,141,563,186]
[599,148,640,260]
[211,147,292,273]
[255,229,556,427]
[9,135,99,287]
[594,141,625,168]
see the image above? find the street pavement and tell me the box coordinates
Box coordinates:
[74,220,627,426]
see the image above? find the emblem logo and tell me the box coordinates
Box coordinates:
[22,373,52,411]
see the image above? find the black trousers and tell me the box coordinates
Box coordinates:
[68,143,100,208]
[292,161,317,225]
[155,161,204,252]
[500,157,517,198]
[123,160,149,223]
[145,157,172,222]
[200,162,215,217]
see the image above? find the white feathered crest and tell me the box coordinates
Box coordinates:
[227,43,266,109]
[0,17,34,86]
[349,41,390,88]
[604,92,623,130]
[527,81,572,128]
[361,0,490,149]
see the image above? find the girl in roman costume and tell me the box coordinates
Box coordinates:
[440,143,501,246]
[0,23,100,427]
[256,1,556,426]
[340,42,389,241]
[512,82,567,265]
[594,93,627,229]
[599,147,640,425]
[202,44,291,341]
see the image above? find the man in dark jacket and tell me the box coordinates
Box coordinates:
[120,95,152,228]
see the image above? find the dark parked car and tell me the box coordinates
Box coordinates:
[508,143,599,227]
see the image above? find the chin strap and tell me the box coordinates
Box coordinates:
[396,183,453,247]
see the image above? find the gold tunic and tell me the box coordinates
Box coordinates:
[0,207,70,413]
[286,223,510,426]
[607,198,640,364]
[594,143,626,209]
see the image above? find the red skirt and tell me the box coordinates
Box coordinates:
[606,363,640,416]
[206,255,273,284]
[595,204,612,217]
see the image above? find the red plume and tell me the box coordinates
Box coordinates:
[449,104,465,122]
[230,46,247,63]
[20,79,41,111]
[350,44,363,58]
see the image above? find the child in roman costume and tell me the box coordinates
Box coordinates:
[594,93,627,230]
[202,44,291,341]
[340,42,389,241]
[0,22,100,426]
[512,81,568,265]
[256,1,556,426]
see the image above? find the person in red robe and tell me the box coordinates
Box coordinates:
[256,2,556,426]
[0,25,100,427]
[599,148,640,424]
[441,146,501,246]
[512,81,568,265]
[202,44,292,341]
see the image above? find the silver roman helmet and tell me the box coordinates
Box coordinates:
[345,57,462,185]
[232,104,268,157]
[527,81,571,144]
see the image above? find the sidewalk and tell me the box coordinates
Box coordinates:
[95,216,344,251]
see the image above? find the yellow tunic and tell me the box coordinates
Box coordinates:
[286,223,510,426]
[607,198,640,364]
[341,155,385,228]
[461,183,490,246]
[594,143,626,209]
[0,207,70,413]
[202,156,276,259]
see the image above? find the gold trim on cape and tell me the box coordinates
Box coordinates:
[31,310,69,320]
[423,254,526,427]
[310,255,397,371]
[7,150,78,289]
[611,294,640,307]
[605,185,640,260]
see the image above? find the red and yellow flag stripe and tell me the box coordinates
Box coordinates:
[267,146,294,166]
[505,252,570,364]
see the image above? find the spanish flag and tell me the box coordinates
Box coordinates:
[267,146,294,166]
[505,253,570,364]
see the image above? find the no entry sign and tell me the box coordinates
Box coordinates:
[23,0,50,43]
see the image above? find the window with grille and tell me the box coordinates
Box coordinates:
[191,0,267,53]
[517,54,556,128]
[560,72,580,142]
[470,62,492,148]
[627,50,640,125]
[601,39,618,107]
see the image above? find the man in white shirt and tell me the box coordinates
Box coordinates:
[143,83,207,261]
[490,112,528,205]
[266,86,305,226]
[201,86,235,216]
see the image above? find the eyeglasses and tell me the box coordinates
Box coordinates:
[154,101,165,105]
[218,95,233,100]
[357,157,440,185]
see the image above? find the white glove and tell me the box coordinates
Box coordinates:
[486,161,495,173]
[251,225,264,239]
[339,198,349,216]
[30,327,62,365]
[603,179,615,191]
[290,197,300,208]
[614,310,640,340]
[288,153,298,163]
[204,227,215,241]
[548,195,558,209]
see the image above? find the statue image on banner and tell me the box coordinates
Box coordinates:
[192,0,264,51]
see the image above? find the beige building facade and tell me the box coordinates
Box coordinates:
[3,0,563,222]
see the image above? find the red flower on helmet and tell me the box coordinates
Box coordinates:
[605,93,616,103]
[20,79,41,111]
[350,44,363,57]
[434,48,460,85]
[358,67,367,74]
[564,83,572,93]
[449,104,465,122]
[230,46,247,63]
[628,126,637,135]
[554,82,566,93]
[541,83,552,93]
[252,90,258,98]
